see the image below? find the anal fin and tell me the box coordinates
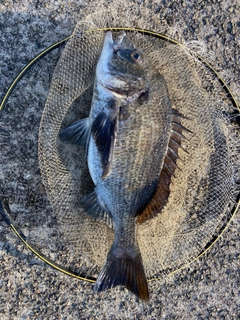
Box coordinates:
[82,190,112,228]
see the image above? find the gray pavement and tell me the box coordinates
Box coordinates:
[0,1,239,319]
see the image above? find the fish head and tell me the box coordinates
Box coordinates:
[96,31,148,102]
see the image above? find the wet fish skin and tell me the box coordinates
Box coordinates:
[95,31,147,102]
[60,31,172,301]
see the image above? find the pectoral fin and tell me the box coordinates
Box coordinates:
[91,112,118,179]
[59,118,91,149]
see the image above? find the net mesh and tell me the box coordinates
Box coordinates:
[1,3,239,280]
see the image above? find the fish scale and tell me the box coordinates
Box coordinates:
[60,31,172,301]
[97,97,169,216]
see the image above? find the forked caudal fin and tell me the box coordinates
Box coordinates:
[94,245,149,301]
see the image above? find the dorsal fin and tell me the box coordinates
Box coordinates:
[136,108,191,224]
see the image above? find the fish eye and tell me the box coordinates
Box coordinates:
[131,51,143,63]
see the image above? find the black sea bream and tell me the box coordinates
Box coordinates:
[60,31,173,301]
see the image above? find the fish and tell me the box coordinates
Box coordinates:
[60,31,175,301]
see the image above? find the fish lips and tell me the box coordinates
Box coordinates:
[104,31,128,53]
[112,31,127,52]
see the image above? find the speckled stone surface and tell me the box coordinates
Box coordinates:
[0,1,239,319]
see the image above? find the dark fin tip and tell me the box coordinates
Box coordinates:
[172,121,193,134]
[138,90,149,105]
[171,129,188,141]
[170,138,188,153]
[163,162,176,178]
[172,108,191,120]
[94,248,149,301]
[102,166,111,180]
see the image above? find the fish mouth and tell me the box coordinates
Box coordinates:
[98,31,145,100]
[112,31,126,52]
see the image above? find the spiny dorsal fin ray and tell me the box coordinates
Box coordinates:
[163,162,176,178]
[171,121,192,134]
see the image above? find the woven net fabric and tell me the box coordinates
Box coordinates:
[37,6,239,279]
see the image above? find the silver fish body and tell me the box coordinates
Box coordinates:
[60,31,172,301]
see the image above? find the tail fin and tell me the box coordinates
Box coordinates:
[94,246,149,301]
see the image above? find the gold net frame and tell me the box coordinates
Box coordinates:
[0,23,239,284]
